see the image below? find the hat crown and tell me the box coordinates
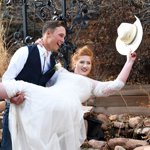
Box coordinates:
[117,23,137,45]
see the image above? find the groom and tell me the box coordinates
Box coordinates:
[1,20,66,150]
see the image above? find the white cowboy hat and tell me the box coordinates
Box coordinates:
[116,16,143,55]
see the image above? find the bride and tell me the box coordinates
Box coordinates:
[0,47,136,150]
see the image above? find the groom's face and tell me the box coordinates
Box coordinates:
[48,26,66,52]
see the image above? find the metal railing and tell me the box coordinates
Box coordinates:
[3,0,90,69]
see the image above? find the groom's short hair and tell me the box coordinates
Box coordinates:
[42,20,66,34]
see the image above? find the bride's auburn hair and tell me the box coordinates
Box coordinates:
[70,45,94,70]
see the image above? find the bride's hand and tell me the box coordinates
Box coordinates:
[127,50,137,63]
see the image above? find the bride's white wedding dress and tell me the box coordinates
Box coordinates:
[3,68,124,150]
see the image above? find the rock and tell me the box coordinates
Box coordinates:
[133,145,150,150]
[113,121,125,129]
[109,115,118,121]
[114,145,126,150]
[88,139,106,149]
[144,119,150,127]
[107,138,148,149]
[129,116,142,128]
[118,114,129,122]
[97,114,109,130]
[135,127,150,135]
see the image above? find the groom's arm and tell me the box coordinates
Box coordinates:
[2,46,28,105]
[2,46,28,80]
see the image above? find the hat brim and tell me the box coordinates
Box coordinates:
[116,16,143,55]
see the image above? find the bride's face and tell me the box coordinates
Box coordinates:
[74,55,92,76]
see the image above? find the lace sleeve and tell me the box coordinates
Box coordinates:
[92,79,125,97]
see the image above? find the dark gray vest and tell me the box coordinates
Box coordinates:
[15,44,56,86]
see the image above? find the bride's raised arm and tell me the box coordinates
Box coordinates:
[90,50,136,97]
[116,51,136,83]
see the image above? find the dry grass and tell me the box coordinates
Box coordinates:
[0,1,11,77]
[0,20,10,77]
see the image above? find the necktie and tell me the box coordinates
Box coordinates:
[40,53,57,85]
[42,55,46,73]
